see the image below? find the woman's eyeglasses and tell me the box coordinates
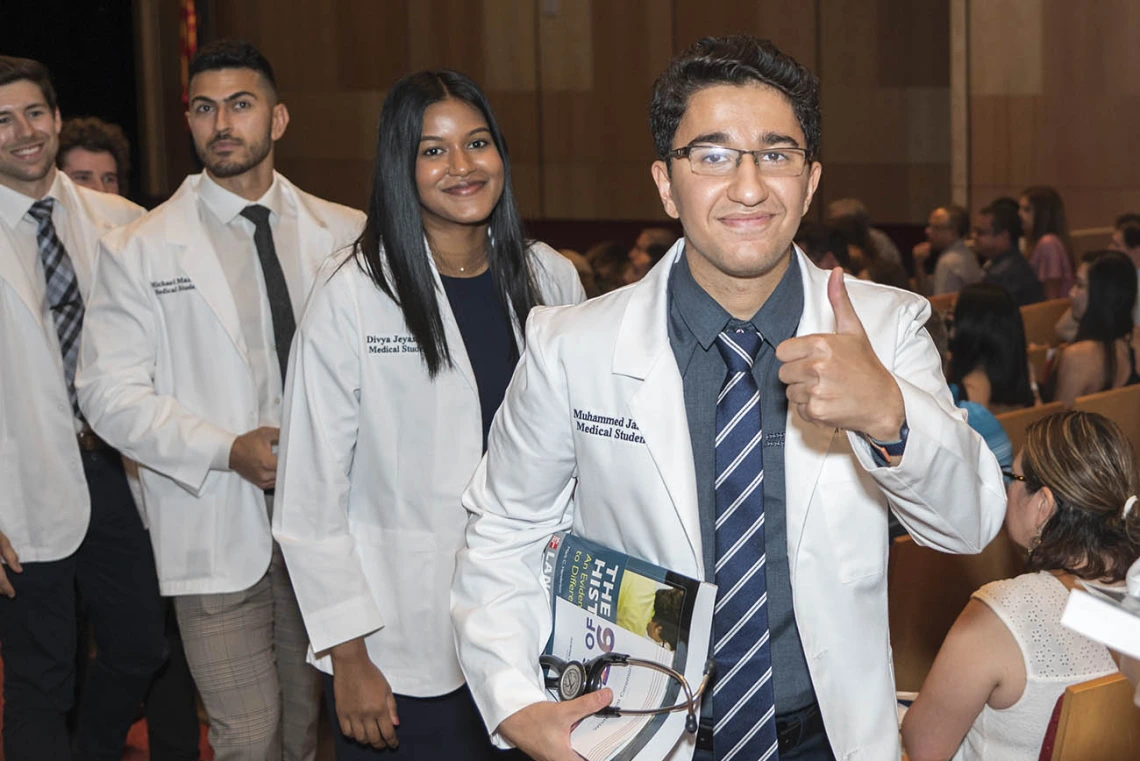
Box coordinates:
[1002,469,1027,483]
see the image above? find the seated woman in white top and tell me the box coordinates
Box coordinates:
[901,410,1139,761]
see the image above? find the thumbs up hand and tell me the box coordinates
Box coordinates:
[775,268,905,441]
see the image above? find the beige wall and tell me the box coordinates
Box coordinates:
[158,0,951,223]
[966,0,1140,230]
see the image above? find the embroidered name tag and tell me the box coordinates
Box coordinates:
[366,333,421,355]
[572,408,645,444]
[151,277,195,295]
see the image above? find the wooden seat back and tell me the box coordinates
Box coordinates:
[1074,385,1140,463]
[996,402,1064,459]
[1020,298,1071,348]
[1048,673,1140,761]
[888,531,1025,692]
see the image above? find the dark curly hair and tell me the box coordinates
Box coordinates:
[649,35,821,163]
[58,117,131,193]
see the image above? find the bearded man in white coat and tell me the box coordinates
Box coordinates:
[0,56,165,761]
[76,41,364,761]
[451,36,1006,761]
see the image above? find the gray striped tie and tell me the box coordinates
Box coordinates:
[28,198,84,417]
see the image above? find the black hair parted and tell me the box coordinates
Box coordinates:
[189,39,277,94]
[948,283,1036,409]
[981,200,1022,247]
[354,69,541,378]
[0,56,57,112]
[649,35,821,162]
[1075,249,1137,386]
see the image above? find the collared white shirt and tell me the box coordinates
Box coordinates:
[0,169,87,429]
[196,172,302,438]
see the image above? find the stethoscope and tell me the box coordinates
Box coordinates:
[540,653,716,734]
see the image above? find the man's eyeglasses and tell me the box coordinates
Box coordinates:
[667,143,809,178]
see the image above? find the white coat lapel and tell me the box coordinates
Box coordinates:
[55,174,109,299]
[163,178,250,361]
[284,178,333,319]
[784,251,841,566]
[615,244,703,570]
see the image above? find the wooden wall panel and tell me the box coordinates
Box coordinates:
[819,0,951,224]
[538,0,674,220]
[334,0,410,91]
[967,0,1140,228]
[968,0,1043,96]
[671,0,818,68]
[192,0,955,223]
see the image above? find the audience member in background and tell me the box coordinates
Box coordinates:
[272,69,584,759]
[826,196,902,266]
[57,116,130,196]
[978,201,1043,306]
[626,225,676,278]
[558,248,599,297]
[584,239,628,293]
[947,283,1038,414]
[1057,212,1140,342]
[832,206,910,289]
[1108,213,1140,328]
[76,40,365,760]
[59,113,202,761]
[913,204,981,295]
[925,314,1013,471]
[794,220,851,271]
[1111,212,1140,248]
[0,55,164,761]
[1019,186,1073,300]
[903,411,1134,761]
[624,240,671,284]
[1044,250,1139,407]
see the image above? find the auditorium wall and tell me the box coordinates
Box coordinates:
[967,0,1140,230]
[142,0,952,224]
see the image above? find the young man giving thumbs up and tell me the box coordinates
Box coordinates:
[452,36,1006,761]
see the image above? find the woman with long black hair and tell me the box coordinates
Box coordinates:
[272,70,584,759]
[946,283,1038,414]
[1047,249,1139,406]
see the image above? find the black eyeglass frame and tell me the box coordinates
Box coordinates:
[665,143,811,176]
[1001,469,1028,483]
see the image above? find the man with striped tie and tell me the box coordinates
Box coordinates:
[0,57,165,760]
[452,36,1005,761]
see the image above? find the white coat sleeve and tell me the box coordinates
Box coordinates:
[847,296,1006,552]
[272,266,385,654]
[452,308,578,740]
[76,237,236,494]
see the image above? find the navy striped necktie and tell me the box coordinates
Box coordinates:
[28,197,85,418]
[712,326,779,761]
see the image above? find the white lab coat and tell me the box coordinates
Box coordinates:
[272,242,585,697]
[75,172,364,596]
[0,172,143,563]
[451,243,1007,760]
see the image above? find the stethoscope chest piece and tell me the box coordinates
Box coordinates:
[555,660,587,701]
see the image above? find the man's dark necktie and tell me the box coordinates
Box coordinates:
[240,204,295,381]
[712,327,779,761]
[28,197,84,418]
